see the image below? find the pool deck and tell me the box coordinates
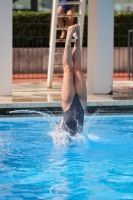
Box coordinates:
[0,81,133,111]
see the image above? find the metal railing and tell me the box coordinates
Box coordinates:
[13,22,133,80]
[13,22,87,80]
[128,30,133,80]
[113,22,133,80]
[13,35,49,79]
[114,35,129,79]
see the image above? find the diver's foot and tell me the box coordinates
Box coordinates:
[72,32,78,40]
[73,24,80,41]
[65,25,76,46]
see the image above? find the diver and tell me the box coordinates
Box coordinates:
[56,24,87,143]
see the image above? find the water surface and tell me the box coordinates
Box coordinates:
[0,114,133,199]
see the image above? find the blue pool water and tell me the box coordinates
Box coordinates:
[0,114,133,199]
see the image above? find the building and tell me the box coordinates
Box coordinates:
[13,0,51,12]
[13,0,133,12]
[114,0,133,12]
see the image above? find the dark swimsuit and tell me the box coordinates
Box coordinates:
[60,94,84,136]
[60,0,75,13]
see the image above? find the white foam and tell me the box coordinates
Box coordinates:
[87,134,100,142]
[9,109,50,117]
[9,109,103,145]
[49,130,86,146]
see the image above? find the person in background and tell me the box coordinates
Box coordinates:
[57,0,75,39]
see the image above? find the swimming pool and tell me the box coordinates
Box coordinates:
[0,113,133,199]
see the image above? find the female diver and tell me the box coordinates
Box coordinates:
[56,24,87,143]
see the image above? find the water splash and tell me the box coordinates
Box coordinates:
[9,109,52,117]
[50,130,86,146]
[9,108,119,145]
[87,134,100,142]
[9,110,88,144]
[84,108,108,143]
[8,109,102,146]
[9,109,60,128]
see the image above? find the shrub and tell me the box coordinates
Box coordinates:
[13,11,133,47]
[114,12,133,46]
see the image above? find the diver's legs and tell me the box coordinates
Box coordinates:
[72,25,87,109]
[61,25,76,111]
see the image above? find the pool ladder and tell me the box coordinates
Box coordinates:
[47,0,86,88]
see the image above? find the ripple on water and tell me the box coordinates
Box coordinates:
[0,110,133,199]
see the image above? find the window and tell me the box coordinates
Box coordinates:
[38,0,52,12]
[13,0,31,10]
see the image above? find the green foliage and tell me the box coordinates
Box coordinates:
[13,11,51,47]
[114,12,133,46]
[13,11,133,47]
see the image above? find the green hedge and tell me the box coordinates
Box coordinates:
[13,11,133,47]
[13,11,51,47]
[114,12,133,46]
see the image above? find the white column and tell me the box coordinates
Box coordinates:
[87,0,114,94]
[0,1,12,95]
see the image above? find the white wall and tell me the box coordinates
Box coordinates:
[0,1,12,95]
[87,0,114,94]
